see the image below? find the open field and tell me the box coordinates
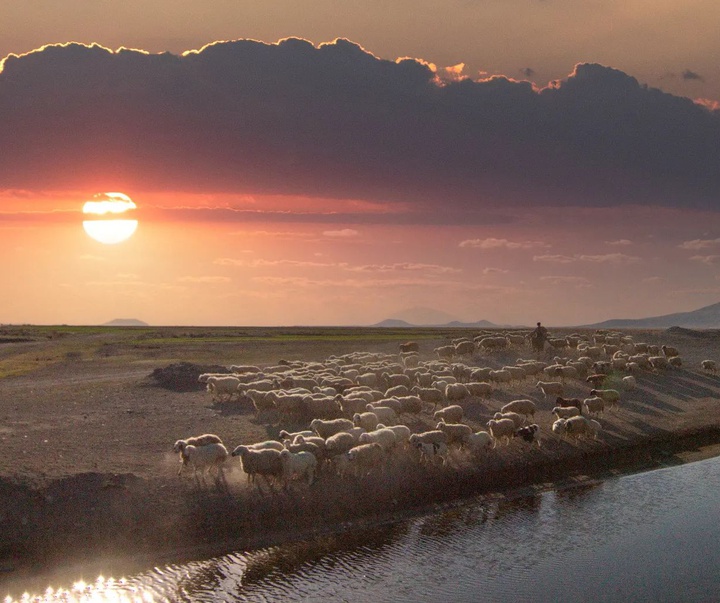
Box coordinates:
[1,324,720,587]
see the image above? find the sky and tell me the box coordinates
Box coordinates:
[0,1,719,327]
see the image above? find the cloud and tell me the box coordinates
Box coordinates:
[322,228,359,238]
[348,262,461,274]
[482,267,509,275]
[533,253,641,264]
[682,69,704,82]
[678,238,720,250]
[540,276,592,286]
[177,276,232,283]
[459,237,548,250]
[606,239,632,246]
[0,40,719,213]
[689,255,720,265]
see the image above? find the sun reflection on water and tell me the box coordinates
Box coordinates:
[5,575,158,603]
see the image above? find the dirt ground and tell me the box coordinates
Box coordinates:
[1,325,720,588]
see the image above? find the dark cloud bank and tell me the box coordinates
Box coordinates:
[0,38,718,210]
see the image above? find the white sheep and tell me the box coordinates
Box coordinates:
[445,383,470,401]
[590,388,620,410]
[174,434,224,476]
[661,345,680,358]
[280,449,317,487]
[205,375,242,401]
[366,404,397,426]
[500,399,536,420]
[487,418,515,446]
[493,411,525,428]
[231,446,284,487]
[583,396,605,417]
[433,404,464,424]
[359,427,398,451]
[377,423,412,446]
[408,430,448,447]
[353,411,379,432]
[345,443,385,476]
[310,418,355,439]
[414,440,449,465]
[436,420,473,446]
[181,443,228,479]
[465,381,493,398]
[552,406,580,419]
[535,380,564,399]
[564,416,601,440]
[463,430,494,454]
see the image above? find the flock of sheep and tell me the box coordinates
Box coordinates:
[172,330,718,491]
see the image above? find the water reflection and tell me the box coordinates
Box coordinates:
[6,456,720,603]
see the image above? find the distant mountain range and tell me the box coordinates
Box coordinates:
[580,301,720,329]
[373,318,504,328]
[103,318,149,327]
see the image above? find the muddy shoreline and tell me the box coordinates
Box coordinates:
[3,422,720,593]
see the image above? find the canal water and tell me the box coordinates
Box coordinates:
[5,454,720,602]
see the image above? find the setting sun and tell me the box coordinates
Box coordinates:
[82,192,138,244]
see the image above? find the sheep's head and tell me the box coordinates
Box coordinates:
[173,440,187,453]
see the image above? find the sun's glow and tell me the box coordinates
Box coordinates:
[82,192,138,244]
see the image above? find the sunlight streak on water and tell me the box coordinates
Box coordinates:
[7,455,720,603]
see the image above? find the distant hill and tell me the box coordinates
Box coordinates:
[103,318,149,327]
[372,317,509,328]
[581,301,720,329]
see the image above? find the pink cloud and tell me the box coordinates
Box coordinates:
[459,237,548,250]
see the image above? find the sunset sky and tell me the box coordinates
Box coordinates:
[1,1,719,327]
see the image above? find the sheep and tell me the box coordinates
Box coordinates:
[463,431,495,454]
[283,440,323,462]
[205,375,242,401]
[230,364,262,374]
[555,396,583,412]
[248,391,277,417]
[383,372,412,389]
[180,443,228,479]
[395,395,424,415]
[245,440,285,452]
[493,411,526,428]
[669,356,683,368]
[278,429,314,442]
[445,383,470,401]
[701,359,717,373]
[535,380,563,399]
[465,381,493,398]
[173,434,225,476]
[552,406,581,419]
[515,424,541,447]
[408,430,448,447]
[489,369,512,385]
[369,397,403,414]
[412,441,450,465]
[434,345,456,360]
[564,416,601,440]
[345,443,385,476]
[649,356,670,371]
[622,375,637,390]
[412,386,445,408]
[310,418,355,439]
[436,420,473,446]
[231,446,283,487]
[399,341,420,353]
[454,340,476,357]
[414,440,449,465]
[487,418,516,446]
[302,395,342,420]
[280,449,317,487]
[661,345,680,358]
[583,396,605,417]
[366,404,398,426]
[378,423,412,446]
[324,431,357,458]
[359,427,398,451]
[353,411,379,432]
[500,399,536,420]
[385,384,410,398]
[337,395,371,417]
[590,388,620,410]
[433,404,464,424]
